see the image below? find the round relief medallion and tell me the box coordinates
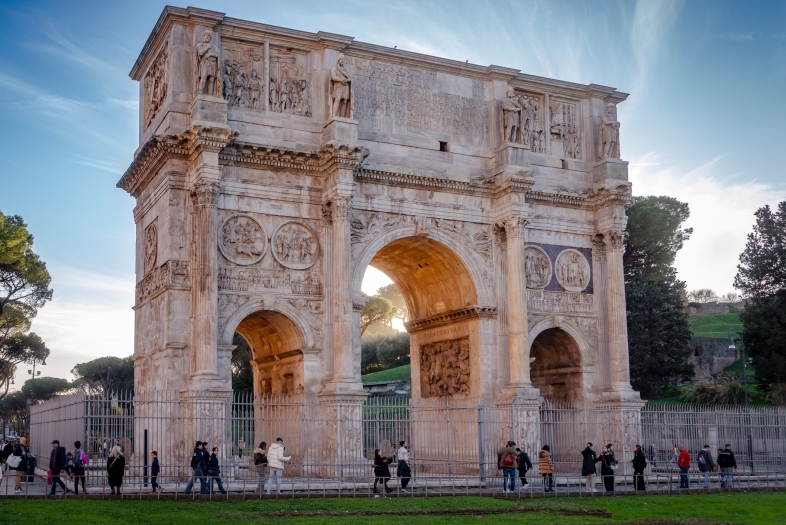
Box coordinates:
[272,221,318,270]
[144,223,157,274]
[219,214,267,265]
[554,249,590,292]
[524,246,552,288]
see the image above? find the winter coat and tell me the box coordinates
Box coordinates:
[209,453,221,473]
[49,446,66,472]
[538,450,553,474]
[632,450,647,472]
[697,450,715,472]
[151,457,160,477]
[253,447,268,469]
[596,452,614,476]
[581,447,597,476]
[107,454,126,487]
[200,449,211,471]
[517,452,532,473]
[12,443,28,471]
[189,447,202,470]
[267,443,291,470]
[497,446,517,469]
[374,454,393,478]
[677,449,690,468]
[717,450,737,469]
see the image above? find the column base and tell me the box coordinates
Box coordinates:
[599,385,643,404]
[320,378,366,397]
[497,383,542,403]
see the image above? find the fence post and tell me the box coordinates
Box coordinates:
[143,428,148,488]
[478,401,485,482]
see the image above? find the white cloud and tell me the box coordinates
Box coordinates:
[629,152,785,294]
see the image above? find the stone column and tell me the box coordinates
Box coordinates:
[592,235,610,391]
[603,229,632,392]
[190,180,220,381]
[504,217,533,389]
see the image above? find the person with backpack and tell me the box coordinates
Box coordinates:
[106,446,125,495]
[72,441,87,495]
[253,441,268,494]
[9,437,28,494]
[265,438,291,495]
[596,446,615,492]
[515,447,532,486]
[184,441,208,495]
[717,444,737,488]
[208,447,227,494]
[632,444,647,491]
[150,451,161,494]
[497,440,518,493]
[539,445,554,492]
[581,442,598,493]
[697,445,716,488]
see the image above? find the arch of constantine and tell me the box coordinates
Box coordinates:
[120,6,642,469]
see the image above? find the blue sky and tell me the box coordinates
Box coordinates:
[1,0,784,380]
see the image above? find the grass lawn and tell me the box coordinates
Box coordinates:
[689,313,743,339]
[361,364,410,383]
[1,491,783,525]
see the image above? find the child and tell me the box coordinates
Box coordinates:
[151,451,161,493]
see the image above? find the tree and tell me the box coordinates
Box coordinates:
[734,201,786,389]
[720,292,740,304]
[361,333,410,375]
[623,196,693,280]
[624,196,694,397]
[231,332,254,393]
[71,356,134,396]
[360,295,399,335]
[20,376,72,401]
[0,332,49,398]
[687,289,719,303]
[376,283,408,322]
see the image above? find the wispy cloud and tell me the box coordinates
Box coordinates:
[718,31,755,41]
[71,155,126,175]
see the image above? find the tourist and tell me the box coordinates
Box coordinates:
[1,440,13,469]
[373,448,393,494]
[107,445,125,495]
[717,444,737,488]
[150,451,161,493]
[102,438,108,459]
[265,437,291,494]
[184,441,208,494]
[208,447,227,494]
[48,439,68,496]
[697,445,716,488]
[676,444,690,489]
[607,444,618,468]
[238,437,245,460]
[515,447,532,486]
[72,441,87,495]
[668,444,678,464]
[632,445,647,491]
[10,437,28,494]
[581,442,597,493]
[397,441,411,492]
[497,440,518,493]
[538,445,554,492]
[596,446,615,492]
[253,441,268,494]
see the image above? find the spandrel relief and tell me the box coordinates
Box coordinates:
[272,221,318,270]
[269,49,311,117]
[219,215,267,265]
[420,337,470,397]
[555,249,590,292]
[222,43,265,110]
[549,100,580,159]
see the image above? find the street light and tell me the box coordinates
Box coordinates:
[729,330,754,473]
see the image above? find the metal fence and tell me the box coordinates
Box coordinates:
[24,392,786,496]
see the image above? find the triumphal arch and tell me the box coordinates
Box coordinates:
[120,7,642,465]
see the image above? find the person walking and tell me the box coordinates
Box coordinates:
[497,440,518,493]
[717,444,737,488]
[10,437,28,494]
[632,444,647,491]
[596,446,615,492]
[373,449,393,494]
[677,444,690,489]
[668,444,678,464]
[397,441,412,492]
[253,441,268,494]
[184,441,208,495]
[265,438,291,495]
[72,441,87,495]
[238,437,245,461]
[48,440,68,496]
[102,438,108,459]
[515,447,532,487]
[697,445,716,488]
[539,445,554,493]
[106,446,125,495]
[150,451,161,494]
[581,442,598,493]
[208,447,228,494]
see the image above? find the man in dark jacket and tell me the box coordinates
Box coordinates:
[515,447,532,486]
[208,447,227,494]
[150,451,161,493]
[697,445,716,487]
[581,442,598,493]
[184,441,209,494]
[48,440,68,495]
[11,437,29,493]
[717,445,737,488]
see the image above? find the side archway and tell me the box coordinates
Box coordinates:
[527,318,591,403]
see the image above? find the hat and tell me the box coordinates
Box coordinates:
[607,443,613,448]
[703,445,710,449]
[587,442,593,447]
[507,440,516,446]
[51,439,60,445]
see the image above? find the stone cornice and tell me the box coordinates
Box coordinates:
[405,305,497,334]
[220,141,367,173]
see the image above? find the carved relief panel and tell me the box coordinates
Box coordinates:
[272,221,318,270]
[549,99,581,159]
[269,48,311,116]
[555,249,591,292]
[500,88,545,153]
[144,43,168,129]
[222,41,265,110]
[144,221,158,274]
[524,246,551,288]
[420,337,470,397]
[219,214,267,265]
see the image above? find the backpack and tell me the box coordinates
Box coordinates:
[501,451,514,467]
[698,452,707,465]
[82,451,89,466]
[72,450,84,468]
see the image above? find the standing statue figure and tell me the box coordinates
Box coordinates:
[196,31,221,97]
[249,69,261,110]
[329,54,353,118]
[500,87,522,144]
[269,78,279,112]
[598,103,621,160]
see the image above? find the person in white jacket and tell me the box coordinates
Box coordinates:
[265,438,291,494]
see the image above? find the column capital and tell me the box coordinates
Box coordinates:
[501,217,530,239]
[602,229,625,251]
[190,180,220,207]
[330,195,352,220]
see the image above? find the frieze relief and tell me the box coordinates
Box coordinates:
[144,43,168,129]
[549,100,580,159]
[500,87,545,153]
[136,260,190,304]
[270,48,311,116]
[527,289,594,315]
[217,267,323,296]
[420,337,470,397]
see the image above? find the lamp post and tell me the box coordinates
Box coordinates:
[27,358,46,380]
[728,331,754,473]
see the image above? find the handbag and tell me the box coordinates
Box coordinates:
[47,470,52,485]
[6,454,22,469]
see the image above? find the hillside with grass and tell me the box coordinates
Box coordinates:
[689,312,742,339]
[361,364,410,383]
